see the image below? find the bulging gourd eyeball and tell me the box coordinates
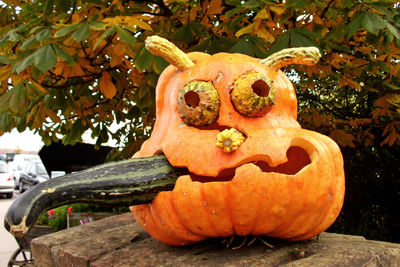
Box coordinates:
[177,81,220,126]
[231,71,275,117]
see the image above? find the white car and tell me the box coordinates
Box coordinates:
[0,161,14,198]
[9,154,40,190]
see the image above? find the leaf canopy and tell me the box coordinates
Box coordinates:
[0,0,399,159]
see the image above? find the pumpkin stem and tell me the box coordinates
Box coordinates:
[261,47,321,71]
[216,128,246,153]
[145,35,195,70]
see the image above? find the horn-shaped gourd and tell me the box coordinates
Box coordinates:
[261,46,321,71]
[145,36,194,70]
[4,155,186,238]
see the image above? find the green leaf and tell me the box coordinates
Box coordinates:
[229,36,255,57]
[326,24,346,42]
[268,31,290,55]
[172,25,194,43]
[0,55,12,64]
[115,25,136,45]
[0,91,12,112]
[56,0,72,12]
[20,35,39,50]
[53,45,75,65]
[190,23,209,38]
[8,30,22,42]
[294,28,322,40]
[89,21,107,31]
[72,21,90,42]
[30,26,45,35]
[347,13,363,40]
[290,28,319,48]
[0,112,12,132]
[152,56,169,75]
[242,0,259,8]
[54,23,81,38]
[135,45,153,72]
[34,44,57,73]
[9,83,27,114]
[362,12,385,35]
[44,0,55,16]
[250,36,268,58]
[226,6,243,18]
[383,31,394,46]
[383,82,400,91]
[286,0,309,10]
[36,28,51,42]
[93,25,115,50]
[13,53,36,74]
[385,21,400,40]
[225,0,242,6]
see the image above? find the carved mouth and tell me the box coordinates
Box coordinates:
[188,146,311,183]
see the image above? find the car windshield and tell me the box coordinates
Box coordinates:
[36,163,48,175]
[0,164,7,173]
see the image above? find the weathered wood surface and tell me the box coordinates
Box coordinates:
[31,213,400,267]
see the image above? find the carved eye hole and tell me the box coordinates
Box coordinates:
[178,81,220,126]
[231,71,275,117]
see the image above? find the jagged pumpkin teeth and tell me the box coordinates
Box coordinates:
[231,71,275,117]
[177,81,220,126]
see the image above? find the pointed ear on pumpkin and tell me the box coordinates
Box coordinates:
[145,36,195,70]
[261,47,321,71]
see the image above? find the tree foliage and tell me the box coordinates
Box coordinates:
[0,0,399,159]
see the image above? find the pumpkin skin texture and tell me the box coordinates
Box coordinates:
[130,51,345,246]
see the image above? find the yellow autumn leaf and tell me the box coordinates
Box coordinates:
[103,16,124,26]
[0,66,11,82]
[45,108,62,123]
[125,17,152,31]
[254,8,269,20]
[256,27,275,43]
[32,81,49,94]
[270,5,286,15]
[100,71,117,99]
[235,21,259,37]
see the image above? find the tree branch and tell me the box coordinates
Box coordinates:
[298,92,349,120]
[321,0,335,19]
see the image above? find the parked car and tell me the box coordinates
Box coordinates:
[9,154,41,189]
[5,152,16,162]
[0,161,14,198]
[19,161,50,193]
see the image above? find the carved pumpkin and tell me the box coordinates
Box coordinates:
[130,36,345,246]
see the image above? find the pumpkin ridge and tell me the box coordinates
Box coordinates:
[198,183,222,236]
[271,132,340,240]
[166,190,206,242]
[303,132,344,240]
[285,134,334,239]
[289,133,344,240]
[225,182,236,236]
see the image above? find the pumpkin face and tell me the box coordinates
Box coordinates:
[130,37,345,246]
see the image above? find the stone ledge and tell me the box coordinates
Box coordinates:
[31,213,400,267]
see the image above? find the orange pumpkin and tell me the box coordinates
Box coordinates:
[130,36,345,246]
